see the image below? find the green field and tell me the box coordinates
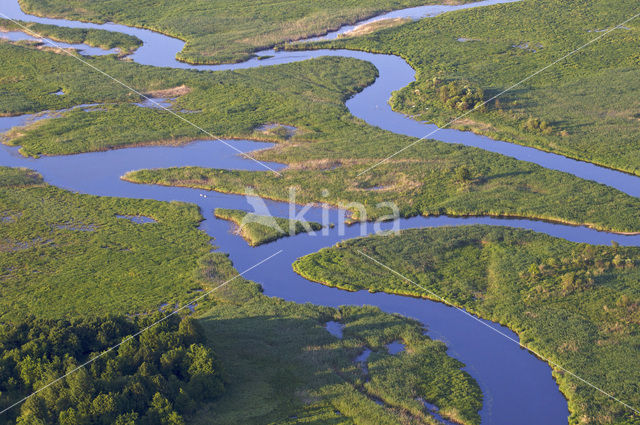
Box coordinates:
[4,40,640,233]
[293,226,640,425]
[0,18,142,54]
[0,167,483,425]
[299,0,640,174]
[0,166,211,319]
[17,0,472,64]
[214,208,322,246]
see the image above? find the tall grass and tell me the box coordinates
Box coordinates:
[294,225,640,425]
[302,0,640,174]
[19,0,475,64]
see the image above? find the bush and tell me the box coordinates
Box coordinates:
[435,79,485,112]
[522,116,552,134]
[456,165,473,182]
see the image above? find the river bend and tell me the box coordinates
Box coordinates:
[3,1,634,423]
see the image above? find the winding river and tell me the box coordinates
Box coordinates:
[2,0,639,423]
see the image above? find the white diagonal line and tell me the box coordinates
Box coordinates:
[0,13,282,176]
[0,250,283,416]
[357,249,640,416]
[357,10,640,177]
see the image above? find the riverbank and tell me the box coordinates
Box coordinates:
[292,225,640,424]
[1,0,632,423]
[300,0,640,175]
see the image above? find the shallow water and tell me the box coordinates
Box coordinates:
[0,29,119,55]
[355,348,373,364]
[116,214,156,224]
[134,97,172,109]
[325,320,344,339]
[304,0,521,41]
[386,341,406,355]
[2,0,634,422]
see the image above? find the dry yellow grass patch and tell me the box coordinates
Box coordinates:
[453,118,496,133]
[146,84,191,98]
[349,171,422,192]
[340,17,410,38]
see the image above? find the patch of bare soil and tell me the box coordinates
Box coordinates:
[146,84,191,98]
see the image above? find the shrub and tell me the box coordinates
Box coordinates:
[456,165,473,182]
[522,116,552,134]
[435,80,485,112]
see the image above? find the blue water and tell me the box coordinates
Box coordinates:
[386,341,406,355]
[325,320,344,339]
[116,214,156,224]
[355,348,373,364]
[0,29,120,55]
[3,0,636,423]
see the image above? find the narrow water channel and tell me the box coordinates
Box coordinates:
[2,0,634,423]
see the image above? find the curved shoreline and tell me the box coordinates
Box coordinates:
[120,174,640,236]
[0,136,576,425]
[1,0,632,423]
[4,2,640,198]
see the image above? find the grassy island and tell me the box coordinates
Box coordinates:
[0,166,483,425]
[0,18,142,54]
[214,208,322,246]
[293,225,640,425]
[297,0,640,174]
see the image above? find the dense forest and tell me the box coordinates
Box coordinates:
[0,314,223,425]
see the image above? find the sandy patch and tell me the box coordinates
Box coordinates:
[340,17,410,38]
[146,84,191,98]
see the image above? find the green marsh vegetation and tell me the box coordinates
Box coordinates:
[2,2,639,422]
[190,253,482,425]
[6,39,640,235]
[0,41,377,143]
[0,166,211,319]
[214,208,322,246]
[125,159,640,235]
[298,0,640,174]
[18,0,472,65]
[0,167,483,424]
[0,18,142,54]
[293,226,640,425]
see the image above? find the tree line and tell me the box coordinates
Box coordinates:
[0,314,223,425]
